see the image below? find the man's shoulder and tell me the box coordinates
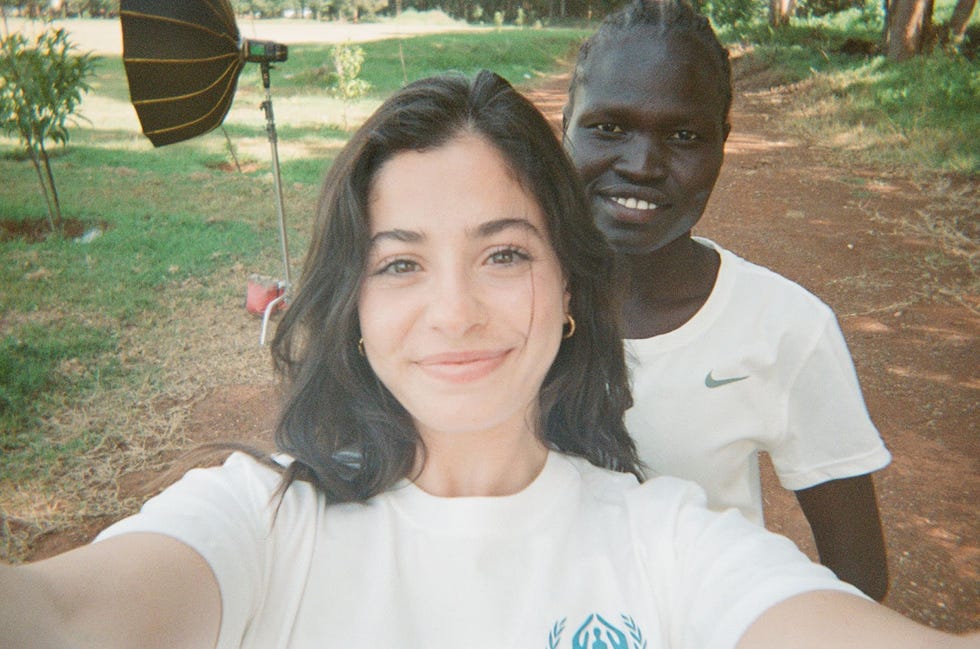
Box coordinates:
[705,240,835,320]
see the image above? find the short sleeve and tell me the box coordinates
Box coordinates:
[771,315,891,489]
[95,453,286,649]
[628,476,865,649]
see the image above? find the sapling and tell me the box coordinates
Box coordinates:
[0,27,95,235]
[330,42,371,130]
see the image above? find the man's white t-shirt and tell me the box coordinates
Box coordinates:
[97,451,861,649]
[626,239,891,524]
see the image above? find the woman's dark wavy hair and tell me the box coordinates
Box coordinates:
[566,0,732,126]
[271,70,639,504]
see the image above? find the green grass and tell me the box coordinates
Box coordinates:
[0,323,120,478]
[246,29,590,95]
[723,4,980,173]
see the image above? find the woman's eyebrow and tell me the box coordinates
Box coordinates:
[369,229,424,246]
[474,218,543,239]
[368,218,542,247]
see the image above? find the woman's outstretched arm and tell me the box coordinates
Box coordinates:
[0,533,220,649]
[738,590,979,649]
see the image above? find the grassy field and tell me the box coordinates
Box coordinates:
[1,17,977,559]
[722,5,980,174]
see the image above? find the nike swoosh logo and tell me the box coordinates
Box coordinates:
[705,371,749,388]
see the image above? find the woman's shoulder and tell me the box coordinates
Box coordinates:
[561,453,641,492]
[199,451,297,497]
[559,454,707,517]
[103,452,320,536]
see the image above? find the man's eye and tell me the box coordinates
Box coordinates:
[593,123,624,134]
[669,130,700,142]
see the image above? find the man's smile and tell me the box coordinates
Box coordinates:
[610,196,660,211]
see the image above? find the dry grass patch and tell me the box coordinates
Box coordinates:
[867,177,980,314]
[1,266,279,562]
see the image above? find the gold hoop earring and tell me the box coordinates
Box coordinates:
[357,338,365,356]
[563,314,576,339]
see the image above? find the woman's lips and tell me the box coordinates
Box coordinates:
[416,350,510,383]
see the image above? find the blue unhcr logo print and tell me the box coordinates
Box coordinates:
[547,614,647,649]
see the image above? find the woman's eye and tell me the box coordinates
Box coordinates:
[378,258,419,275]
[487,247,529,265]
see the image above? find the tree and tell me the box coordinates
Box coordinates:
[698,0,765,29]
[330,42,370,129]
[884,0,935,59]
[948,0,977,44]
[769,0,796,27]
[0,27,96,234]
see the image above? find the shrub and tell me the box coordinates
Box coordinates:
[0,27,96,234]
[330,42,371,129]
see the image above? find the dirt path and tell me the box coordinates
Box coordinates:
[16,23,978,632]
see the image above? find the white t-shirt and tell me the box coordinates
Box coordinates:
[626,239,891,525]
[97,451,861,649]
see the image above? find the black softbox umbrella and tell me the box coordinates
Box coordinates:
[119,0,291,343]
[120,0,244,146]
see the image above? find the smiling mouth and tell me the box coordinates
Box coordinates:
[601,194,668,225]
[610,196,660,211]
[417,350,510,383]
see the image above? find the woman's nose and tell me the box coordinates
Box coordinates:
[425,269,487,336]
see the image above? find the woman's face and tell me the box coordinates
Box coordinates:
[357,133,569,442]
[564,29,729,255]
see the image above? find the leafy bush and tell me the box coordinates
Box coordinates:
[696,0,765,28]
[797,0,863,17]
[331,42,371,128]
[0,27,96,234]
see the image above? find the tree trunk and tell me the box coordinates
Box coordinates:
[39,141,63,233]
[27,146,57,233]
[769,0,795,27]
[949,0,977,42]
[882,0,891,49]
[885,0,932,60]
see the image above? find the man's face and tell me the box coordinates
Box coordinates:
[564,29,729,255]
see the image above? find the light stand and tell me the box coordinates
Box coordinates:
[257,59,291,346]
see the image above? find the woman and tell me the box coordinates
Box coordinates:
[0,71,973,649]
